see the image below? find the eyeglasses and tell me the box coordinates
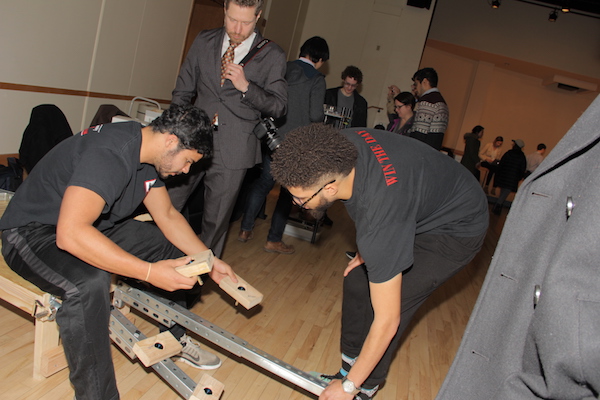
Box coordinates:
[394,104,405,110]
[343,81,358,88]
[292,180,335,209]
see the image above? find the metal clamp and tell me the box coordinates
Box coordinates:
[32,296,61,322]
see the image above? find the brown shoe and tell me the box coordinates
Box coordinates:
[238,230,254,243]
[264,241,295,254]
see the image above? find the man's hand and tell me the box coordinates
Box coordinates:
[320,379,354,400]
[344,251,365,277]
[147,256,198,291]
[208,257,238,285]
[224,63,249,93]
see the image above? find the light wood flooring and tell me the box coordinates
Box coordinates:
[0,189,507,400]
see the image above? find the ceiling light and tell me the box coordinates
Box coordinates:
[548,9,558,21]
[561,6,570,12]
[491,0,501,8]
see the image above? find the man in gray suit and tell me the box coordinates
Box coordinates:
[168,0,287,258]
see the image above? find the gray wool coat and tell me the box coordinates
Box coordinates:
[436,94,600,400]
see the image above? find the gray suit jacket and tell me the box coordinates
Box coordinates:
[436,95,600,399]
[172,27,287,170]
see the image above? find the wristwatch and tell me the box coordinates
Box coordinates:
[341,377,360,395]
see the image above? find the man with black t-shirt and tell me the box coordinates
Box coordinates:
[0,105,237,400]
[271,124,488,399]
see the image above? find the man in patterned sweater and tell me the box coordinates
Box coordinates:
[409,67,449,150]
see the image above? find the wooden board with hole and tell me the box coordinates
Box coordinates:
[218,273,263,309]
[175,250,214,277]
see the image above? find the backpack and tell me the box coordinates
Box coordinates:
[0,157,23,192]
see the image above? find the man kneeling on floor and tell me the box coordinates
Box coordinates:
[270,124,488,399]
[0,104,237,400]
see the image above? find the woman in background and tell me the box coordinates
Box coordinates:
[389,92,416,136]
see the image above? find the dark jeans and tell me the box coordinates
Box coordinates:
[241,153,292,243]
[1,220,185,400]
[340,232,486,388]
[480,160,499,186]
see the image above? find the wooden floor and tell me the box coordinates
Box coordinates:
[0,189,507,400]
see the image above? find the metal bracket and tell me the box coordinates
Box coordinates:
[32,295,62,322]
[112,281,327,398]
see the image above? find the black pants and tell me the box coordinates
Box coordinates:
[1,220,185,400]
[340,232,485,388]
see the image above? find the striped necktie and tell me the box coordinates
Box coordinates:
[221,40,240,86]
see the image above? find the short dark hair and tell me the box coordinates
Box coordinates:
[537,143,547,150]
[472,125,485,135]
[394,92,416,110]
[495,136,504,142]
[225,0,263,14]
[150,104,213,158]
[341,65,363,84]
[299,36,329,63]
[271,124,357,188]
[412,67,438,87]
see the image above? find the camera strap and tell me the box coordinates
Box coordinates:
[239,38,271,67]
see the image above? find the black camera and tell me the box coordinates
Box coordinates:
[253,117,283,152]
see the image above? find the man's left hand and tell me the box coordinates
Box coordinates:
[208,257,238,285]
[320,379,354,400]
[344,251,365,277]
[225,63,249,93]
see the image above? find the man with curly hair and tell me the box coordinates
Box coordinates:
[325,65,368,128]
[271,124,488,399]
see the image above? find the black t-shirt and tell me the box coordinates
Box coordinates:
[342,128,488,283]
[0,122,163,232]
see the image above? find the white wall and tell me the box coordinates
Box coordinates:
[0,0,193,154]
[428,0,600,80]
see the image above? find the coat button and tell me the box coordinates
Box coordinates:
[533,285,541,308]
[566,196,574,220]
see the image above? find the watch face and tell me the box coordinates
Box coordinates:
[342,378,356,393]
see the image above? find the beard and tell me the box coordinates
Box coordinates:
[307,198,335,220]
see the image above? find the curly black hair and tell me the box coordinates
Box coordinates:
[149,104,213,158]
[271,124,357,189]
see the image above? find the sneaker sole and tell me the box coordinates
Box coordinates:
[175,356,222,370]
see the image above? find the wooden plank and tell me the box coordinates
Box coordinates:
[190,374,224,400]
[132,331,182,367]
[218,273,263,310]
[175,250,214,277]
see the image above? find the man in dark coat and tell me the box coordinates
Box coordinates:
[436,94,600,400]
[492,139,526,215]
[460,125,484,180]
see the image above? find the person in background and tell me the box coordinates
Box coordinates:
[460,125,485,180]
[492,139,526,215]
[385,84,401,129]
[479,135,504,195]
[167,0,287,258]
[524,143,547,178]
[325,65,368,128]
[389,92,416,136]
[409,67,449,150]
[239,36,330,254]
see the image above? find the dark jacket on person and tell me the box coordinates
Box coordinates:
[460,132,481,177]
[493,147,526,191]
[324,87,368,128]
[275,59,325,138]
[19,104,73,174]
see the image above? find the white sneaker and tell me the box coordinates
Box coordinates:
[174,334,222,370]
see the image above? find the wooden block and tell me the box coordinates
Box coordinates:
[218,273,263,309]
[190,374,225,400]
[132,331,182,367]
[175,250,214,277]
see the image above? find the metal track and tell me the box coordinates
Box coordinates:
[113,282,327,397]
